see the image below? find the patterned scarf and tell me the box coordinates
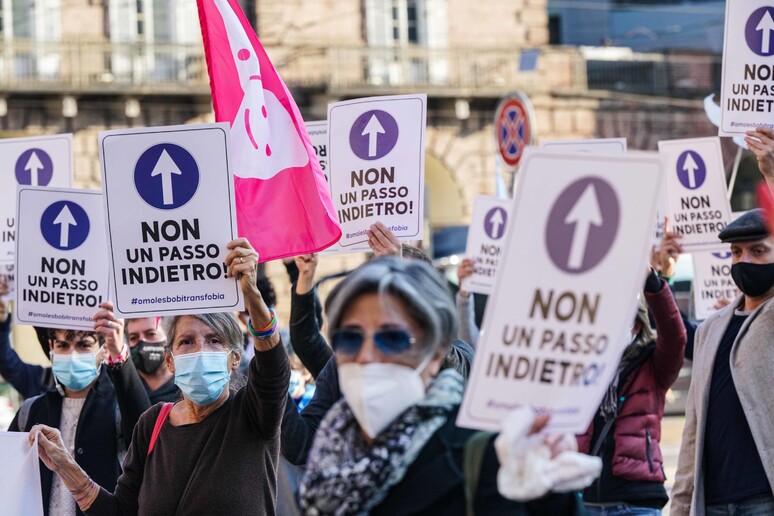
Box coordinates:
[298,369,464,516]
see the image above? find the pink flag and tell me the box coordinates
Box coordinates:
[197,0,341,261]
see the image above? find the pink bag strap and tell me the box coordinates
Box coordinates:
[147,403,174,457]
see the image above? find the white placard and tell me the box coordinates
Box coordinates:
[0,134,72,264]
[692,250,740,321]
[306,120,370,255]
[720,1,774,135]
[658,137,732,251]
[15,187,111,330]
[458,150,663,433]
[463,196,512,295]
[0,432,44,516]
[100,123,242,317]
[540,138,627,154]
[306,120,328,182]
[328,94,426,248]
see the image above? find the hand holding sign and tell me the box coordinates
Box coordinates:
[746,128,774,191]
[28,425,72,474]
[92,301,125,360]
[367,222,402,257]
[652,230,683,279]
[457,258,474,297]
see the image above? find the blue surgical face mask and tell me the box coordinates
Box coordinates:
[173,351,231,406]
[51,353,99,392]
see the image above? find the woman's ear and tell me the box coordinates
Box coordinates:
[165,350,175,374]
[230,351,242,371]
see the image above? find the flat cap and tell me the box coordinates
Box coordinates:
[718,208,770,243]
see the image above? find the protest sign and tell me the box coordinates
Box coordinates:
[720,1,774,135]
[0,135,72,264]
[306,120,370,255]
[692,250,740,321]
[0,432,44,516]
[305,120,328,181]
[328,94,426,248]
[658,137,732,251]
[540,138,627,154]
[463,196,512,295]
[100,123,242,317]
[15,187,111,330]
[458,150,663,433]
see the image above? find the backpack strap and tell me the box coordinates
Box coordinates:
[147,403,174,457]
[463,431,496,516]
[17,394,44,431]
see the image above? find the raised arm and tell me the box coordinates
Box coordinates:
[643,269,686,389]
[280,357,339,465]
[455,258,480,346]
[227,238,290,440]
[94,301,151,438]
[746,127,774,199]
[0,311,49,398]
[290,253,332,378]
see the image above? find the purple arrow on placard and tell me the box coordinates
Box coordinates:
[545,177,620,274]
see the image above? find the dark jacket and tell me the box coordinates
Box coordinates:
[87,344,290,515]
[289,286,331,379]
[578,279,686,507]
[9,364,151,516]
[0,315,52,398]
[374,406,583,516]
[281,357,339,466]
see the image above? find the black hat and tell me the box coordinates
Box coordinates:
[718,208,770,243]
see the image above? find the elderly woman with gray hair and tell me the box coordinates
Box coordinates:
[26,238,290,515]
[298,256,585,515]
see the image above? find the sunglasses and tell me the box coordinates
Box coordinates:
[331,328,416,356]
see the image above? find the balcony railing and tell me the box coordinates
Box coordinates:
[0,39,720,99]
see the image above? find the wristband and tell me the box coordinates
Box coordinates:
[106,342,129,366]
[248,309,278,339]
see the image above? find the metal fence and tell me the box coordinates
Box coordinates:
[0,39,721,98]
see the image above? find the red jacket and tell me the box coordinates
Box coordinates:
[577,281,686,483]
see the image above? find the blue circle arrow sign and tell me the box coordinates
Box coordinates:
[40,201,90,250]
[134,143,199,210]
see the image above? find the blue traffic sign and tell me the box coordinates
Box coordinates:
[676,150,706,190]
[349,110,399,160]
[40,201,90,250]
[134,144,199,210]
[15,148,53,186]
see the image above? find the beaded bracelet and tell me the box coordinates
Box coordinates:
[106,342,129,366]
[248,309,278,339]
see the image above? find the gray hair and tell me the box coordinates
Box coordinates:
[325,257,457,357]
[162,313,244,354]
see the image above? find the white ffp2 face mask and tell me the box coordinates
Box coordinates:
[338,362,426,439]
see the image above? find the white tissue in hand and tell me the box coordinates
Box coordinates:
[494,407,602,501]
[544,451,602,492]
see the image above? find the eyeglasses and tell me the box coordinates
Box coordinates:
[331,328,416,356]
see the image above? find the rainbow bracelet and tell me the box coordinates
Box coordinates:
[248,310,277,339]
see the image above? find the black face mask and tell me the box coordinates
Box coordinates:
[130,340,167,375]
[731,262,774,298]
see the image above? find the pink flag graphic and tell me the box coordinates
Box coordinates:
[197,0,341,261]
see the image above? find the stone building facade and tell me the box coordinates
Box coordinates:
[1,0,737,357]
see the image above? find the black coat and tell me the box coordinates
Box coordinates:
[9,363,150,516]
[374,406,583,516]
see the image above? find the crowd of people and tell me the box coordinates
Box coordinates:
[0,127,773,515]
